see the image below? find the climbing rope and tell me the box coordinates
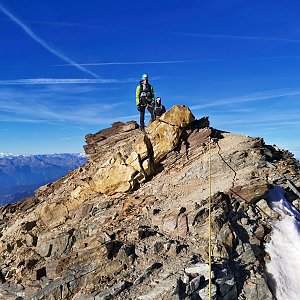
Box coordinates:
[216,140,237,189]
[208,136,212,300]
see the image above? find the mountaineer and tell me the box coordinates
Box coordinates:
[154,97,166,119]
[136,74,155,131]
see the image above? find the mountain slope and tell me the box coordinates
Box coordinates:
[0,105,299,300]
[0,153,87,205]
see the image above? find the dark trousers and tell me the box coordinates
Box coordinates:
[139,105,155,129]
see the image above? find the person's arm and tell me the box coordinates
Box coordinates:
[151,86,155,105]
[136,85,140,106]
[162,105,166,114]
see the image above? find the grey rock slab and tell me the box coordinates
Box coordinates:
[239,243,257,265]
[136,276,178,300]
[185,263,214,280]
[72,293,94,300]
[188,275,203,294]
[133,262,163,285]
[256,199,280,219]
[243,277,273,300]
[198,283,217,300]
[93,281,127,300]
[0,281,24,295]
[215,276,237,300]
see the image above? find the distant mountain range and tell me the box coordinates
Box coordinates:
[0,153,87,205]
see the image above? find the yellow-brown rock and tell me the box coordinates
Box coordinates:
[147,120,182,162]
[159,105,195,127]
[87,105,195,196]
[94,163,137,195]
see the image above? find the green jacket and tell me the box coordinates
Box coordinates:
[136,82,155,106]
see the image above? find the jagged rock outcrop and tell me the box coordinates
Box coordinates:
[0,105,299,300]
[83,105,195,195]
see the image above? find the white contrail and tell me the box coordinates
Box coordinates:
[0,78,119,85]
[5,56,300,70]
[53,56,300,67]
[0,3,99,78]
[167,32,300,43]
[0,78,135,85]
[0,17,101,28]
[194,33,300,43]
[0,76,163,85]
[54,60,195,66]
[190,88,300,110]
[20,20,100,28]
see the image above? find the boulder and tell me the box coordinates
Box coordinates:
[231,183,269,204]
[90,105,195,195]
[256,199,280,220]
[159,105,195,127]
[243,277,273,300]
[94,163,137,196]
[185,263,213,280]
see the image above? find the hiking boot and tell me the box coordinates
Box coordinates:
[140,127,147,134]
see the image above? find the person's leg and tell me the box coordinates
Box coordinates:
[148,106,155,121]
[153,108,157,120]
[140,106,146,129]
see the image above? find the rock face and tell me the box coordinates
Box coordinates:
[0,104,299,300]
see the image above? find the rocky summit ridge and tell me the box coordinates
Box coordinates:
[0,105,299,300]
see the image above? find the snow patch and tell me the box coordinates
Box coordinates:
[0,152,19,158]
[266,186,300,220]
[265,186,300,300]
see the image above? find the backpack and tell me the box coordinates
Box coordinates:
[139,82,152,106]
[155,104,166,117]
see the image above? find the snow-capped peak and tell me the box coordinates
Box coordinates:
[0,152,19,158]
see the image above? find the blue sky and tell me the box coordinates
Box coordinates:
[0,0,299,158]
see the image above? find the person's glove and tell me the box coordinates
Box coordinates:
[148,101,154,109]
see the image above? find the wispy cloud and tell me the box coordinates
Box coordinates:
[20,20,100,29]
[0,76,165,85]
[0,86,128,125]
[0,3,99,78]
[168,32,300,43]
[5,56,300,71]
[58,137,73,141]
[54,60,195,67]
[0,114,49,123]
[0,17,100,28]
[213,114,300,127]
[190,88,300,110]
[118,113,140,120]
[0,78,136,85]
